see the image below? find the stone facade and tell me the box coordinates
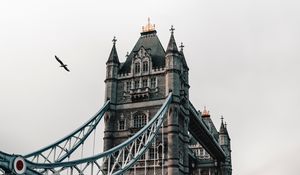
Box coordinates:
[103,21,231,175]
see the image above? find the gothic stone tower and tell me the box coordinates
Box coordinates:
[104,20,190,175]
[103,20,232,175]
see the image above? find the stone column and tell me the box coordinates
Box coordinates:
[167,104,180,174]
[103,111,114,151]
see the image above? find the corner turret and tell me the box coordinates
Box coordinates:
[106,36,120,64]
[165,26,182,96]
[105,36,120,103]
[166,26,179,54]
[219,116,230,146]
[219,116,232,175]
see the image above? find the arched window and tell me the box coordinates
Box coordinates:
[134,80,140,89]
[135,62,140,74]
[133,113,147,128]
[142,61,148,72]
[142,79,148,88]
[128,81,132,91]
[157,144,163,159]
[199,148,204,158]
[220,135,225,145]
[149,147,155,159]
[150,77,156,88]
[118,120,125,130]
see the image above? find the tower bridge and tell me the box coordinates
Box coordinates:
[0,21,232,175]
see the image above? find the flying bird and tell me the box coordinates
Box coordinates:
[55,55,70,72]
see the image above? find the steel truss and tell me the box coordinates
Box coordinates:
[0,93,172,175]
[25,100,110,164]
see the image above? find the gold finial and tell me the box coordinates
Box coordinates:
[142,17,155,32]
[221,115,224,123]
[202,106,210,117]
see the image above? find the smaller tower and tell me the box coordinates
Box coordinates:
[105,36,120,103]
[165,25,190,174]
[165,25,181,96]
[219,116,232,175]
[178,42,190,105]
[201,106,219,140]
[103,37,120,153]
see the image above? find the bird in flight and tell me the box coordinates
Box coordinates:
[55,55,70,72]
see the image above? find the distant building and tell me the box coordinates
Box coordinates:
[103,19,232,175]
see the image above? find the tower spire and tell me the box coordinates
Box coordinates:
[106,36,120,64]
[219,116,228,134]
[166,25,179,54]
[179,42,189,69]
[170,25,175,34]
[112,36,117,45]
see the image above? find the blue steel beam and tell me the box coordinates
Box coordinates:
[188,101,226,161]
[26,93,172,174]
[0,100,110,174]
[24,100,109,163]
[0,94,172,174]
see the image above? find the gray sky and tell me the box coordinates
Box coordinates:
[1,0,300,174]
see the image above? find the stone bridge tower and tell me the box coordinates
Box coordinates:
[103,20,231,175]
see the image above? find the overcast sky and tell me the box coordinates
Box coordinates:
[1,0,300,174]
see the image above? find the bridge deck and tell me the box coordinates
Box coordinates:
[188,101,226,162]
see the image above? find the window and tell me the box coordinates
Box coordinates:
[119,120,125,130]
[150,77,156,88]
[134,80,140,89]
[157,144,163,158]
[142,79,148,88]
[135,62,140,74]
[149,147,155,159]
[133,113,147,128]
[220,135,225,145]
[142,61,148,72]
[126,81,131,91]
[200,148,204,157]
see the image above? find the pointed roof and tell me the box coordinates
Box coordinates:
[220,122,226,134]
[166,25,179,54]
[106,36,120,64]
[224,122,229,134]
[219,116,228,135]
[119,30,165,73]
[201,107,219,140]
[179,42,189,69]
[224,122,231,140]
